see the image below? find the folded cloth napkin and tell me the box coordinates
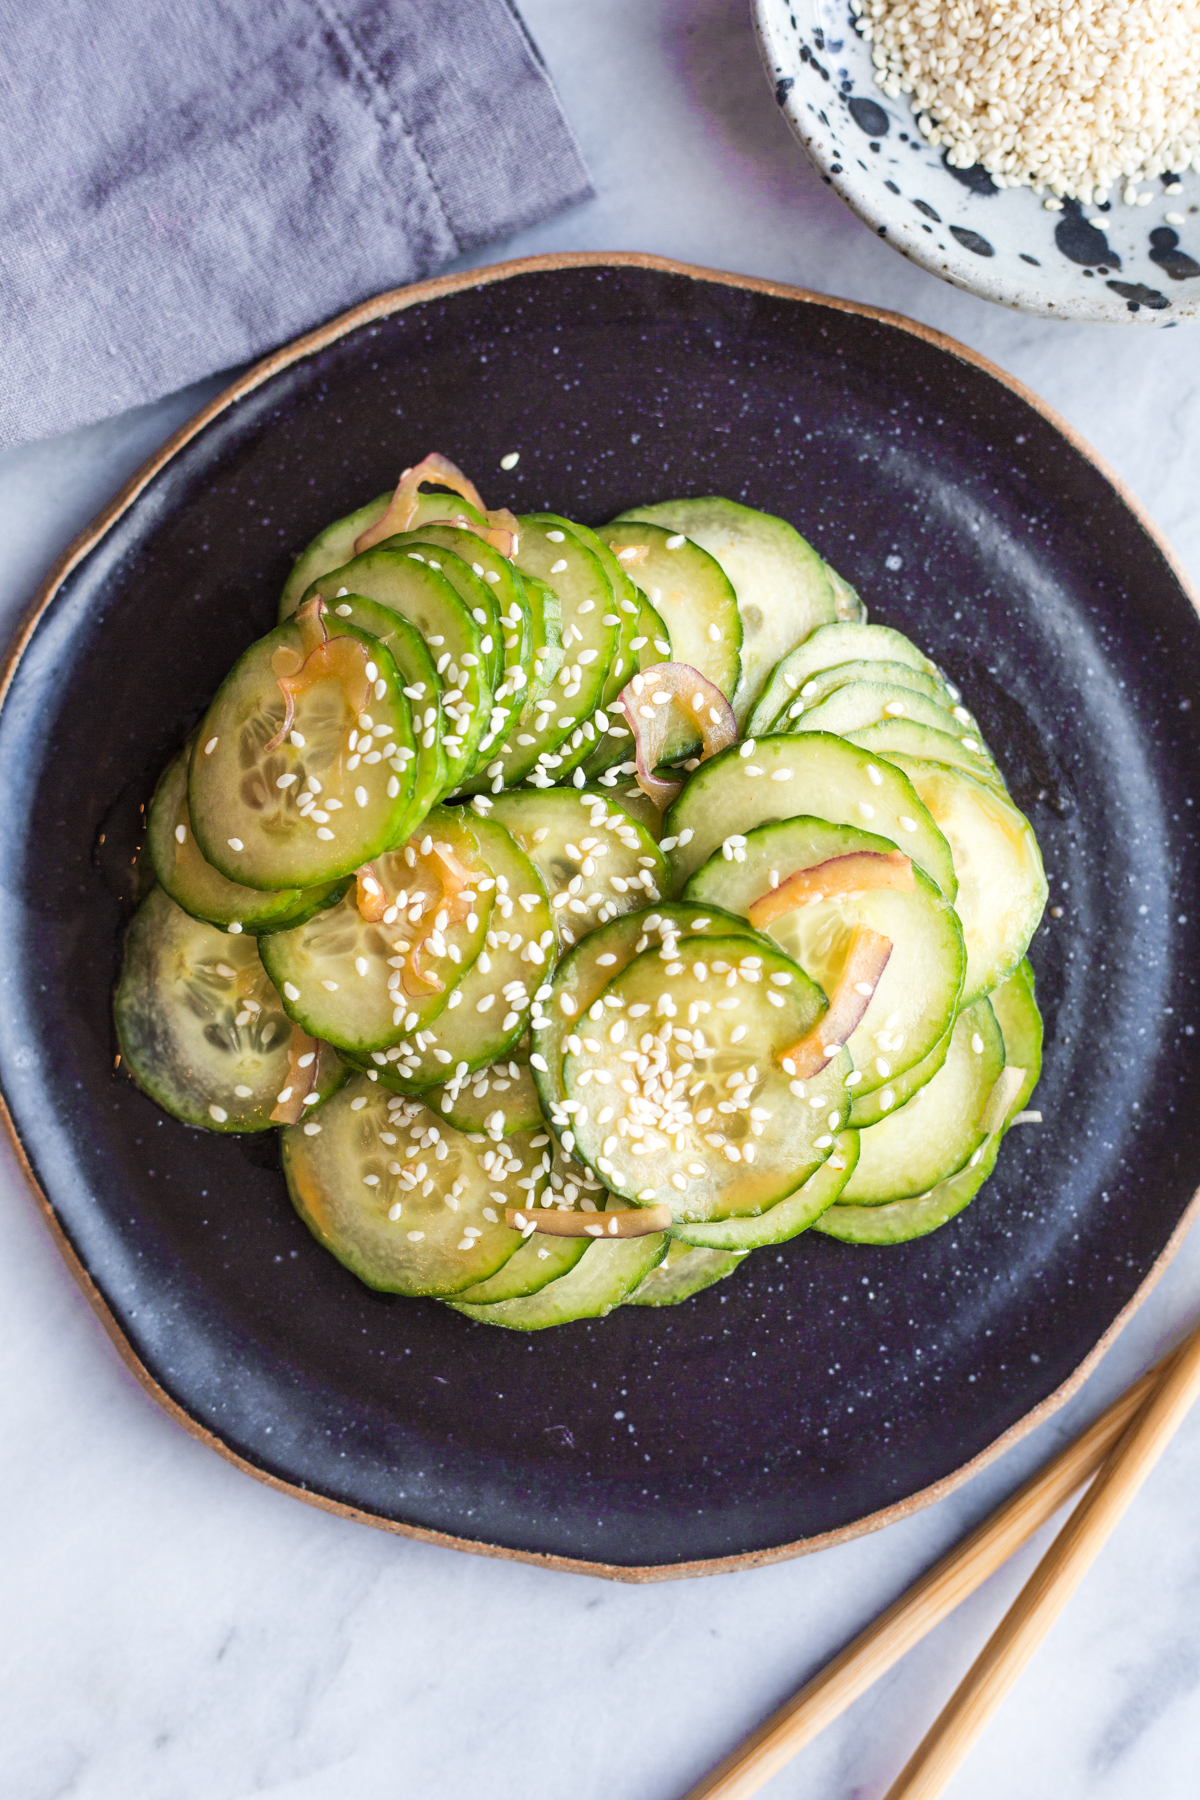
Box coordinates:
[0,0,592,449]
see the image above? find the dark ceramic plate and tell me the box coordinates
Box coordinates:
[4,256,1199,1580]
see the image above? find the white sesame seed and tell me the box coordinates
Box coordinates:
[208,1104,228,1122]
[227,837,244,851]
[899,816,918,832]
[665,534,685,549]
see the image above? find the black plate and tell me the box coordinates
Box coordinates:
[3,256,1199,1578]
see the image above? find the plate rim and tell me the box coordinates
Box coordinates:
[5,249,1199,1582]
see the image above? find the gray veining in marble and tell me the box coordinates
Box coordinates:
[1,4,1198,1797]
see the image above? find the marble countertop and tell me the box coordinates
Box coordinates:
[2,4,1198,1796]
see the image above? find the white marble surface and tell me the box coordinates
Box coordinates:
[2,3,1199,1796]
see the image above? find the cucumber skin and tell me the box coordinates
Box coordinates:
[448,1227,668,1330]
[625,1243,749,1306]
[669,1130,858,1250]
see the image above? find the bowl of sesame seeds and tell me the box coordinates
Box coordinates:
[754,0,1200,322]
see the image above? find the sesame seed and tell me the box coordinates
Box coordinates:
[283,982,300,1001]
[899,816,918,832]
[208,1104,228,1122]
[856,802,874,820]
[501,451,520,470]
[227,837,244,851]
[665,535,685,549]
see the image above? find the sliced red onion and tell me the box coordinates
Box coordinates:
[270,1027,322,1124]
[265,598,371,752]
[749,851,914,930]
[354,453,488,554]
[616,662,737,809]
[780,926,893,1079]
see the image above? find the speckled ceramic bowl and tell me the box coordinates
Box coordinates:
[754,0,1200,323]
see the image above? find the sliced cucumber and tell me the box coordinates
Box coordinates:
[613,498,833,722]
[319,591,449,843]
[149,745,345,933]
[450,1152,599,1302]
[792,682,997,767]
[885,756,1047,1001]
[189,616,414,890]
[115,886,344,1131]
[815,965,1041,1246]
[682,814,965,1098]
[625,1239,749,1306]
[601,520,741,749]
[351,815,552,1089]
[827,564,867,625]
[563,934,850,1221]
[558,517,643,699]
[530,900,771,1121]
[770,659,959,731]
[483,786,668,950]
[260,808,492,1053]
[671,1129,858,1249]
[747,622,942,737]
[576,592,674,781]
[279,488,486,621]
[390,539,504,696]
[392,525,539,760]
[848,1023,951,1128]
[449,1196,668,1328]
[282,1076,549,1295]
[429,1059,542,1136]
[481,514,618,788]
[301,547,491,792]
[989,960,1043,1114]
[664,733,957,902]
[845,718,1007,792]
[838,998,1004,1204]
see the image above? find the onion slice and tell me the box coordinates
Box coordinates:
[265,597,371,753]
[355,863,388,923]
[506,1204,673,1238]
[749,851,914,930]
[353,454,487,554]
[979,1066,1026,1135]
[616,663,737,809]
[779,925,893,1079]
[271,1026,323,1124]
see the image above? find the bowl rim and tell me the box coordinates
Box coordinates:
[5,250,1198,1583]
[751,0,1200,326]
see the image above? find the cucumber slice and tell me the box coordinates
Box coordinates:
[278,488,485,621]
[189,615,415,890]
[482,786,668,949]
[814,965,1042,1246]
[350,815,552,1089]
[682,814,965,1098]
[770,659,960,731]
[450,1152,600,1301]
[115,886,344,1131]
[563,935,850,1221]
[845,718,1008,793]
[827,564,867,625]
[557,518,643,698]
[671,1129,858,1249]
[457,570,567,795]
[601,520,741,749]
[282,1076,550,1296]
[612,498,833,723]
[848,1022,952,1128]
[747,622,942,738]
[530,900,772,1121]
[390,540,504,695]
[392,524,538,757]
[576,593,674,781]
[259,808,493,1053]
[838,998,1005,1204]
[480,514,618,788]
[148,745,345,933]
[664,733,957,902]
[791,682,997,767]
[625,1238,749,1305]
[449,1195,668,1328]
[428,1059,542,1136]
[885,757,1047,1001]
[989,960,1043,1114]
[301,548,491,792]
[321,593,449,841]
[814,1136,1001,1246]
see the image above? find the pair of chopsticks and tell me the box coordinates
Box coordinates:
[684,1312,1200,1800]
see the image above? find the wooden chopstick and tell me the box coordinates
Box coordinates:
[882,1313,1200,1800]
[682,1345,1178,1800]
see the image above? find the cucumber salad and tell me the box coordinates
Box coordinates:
[115,455,1047,1328]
